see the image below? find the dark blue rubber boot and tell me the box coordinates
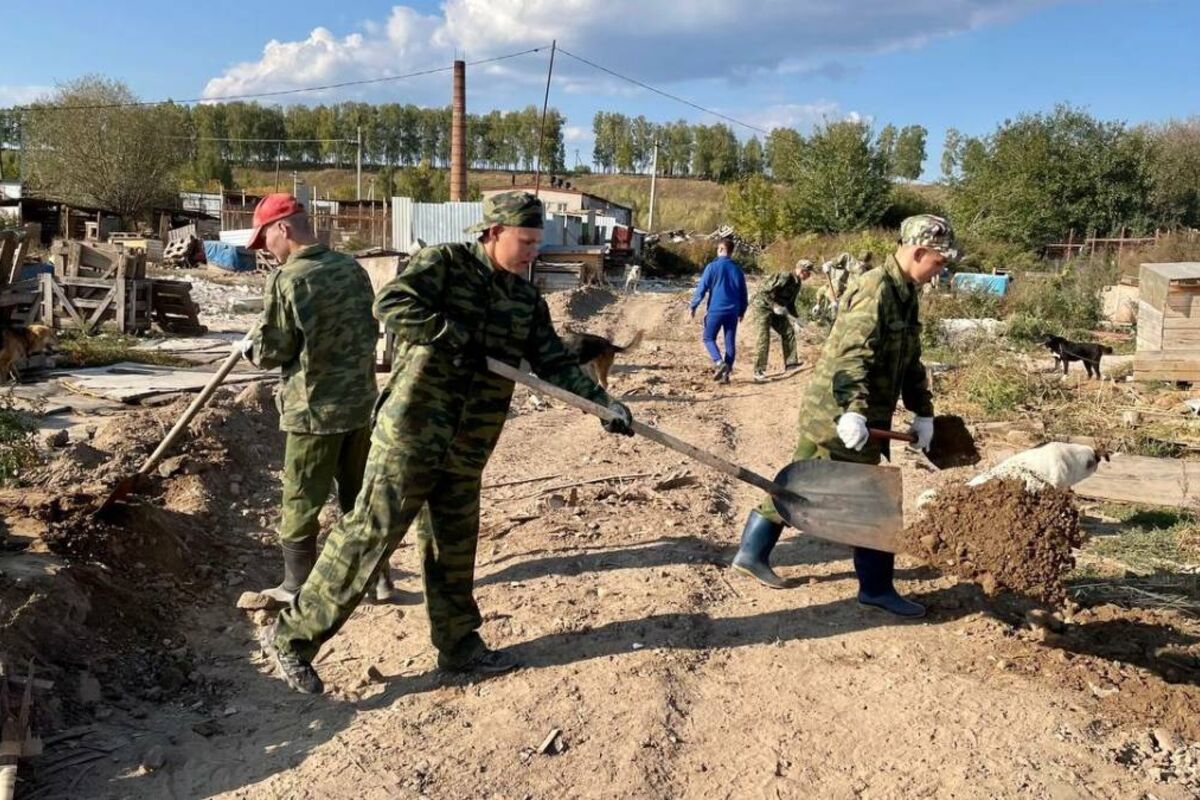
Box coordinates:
[731,511,787,589]
[854,547,925,618]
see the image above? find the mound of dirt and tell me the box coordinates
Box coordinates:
[902,479,1083,605]
[544,285,617,324]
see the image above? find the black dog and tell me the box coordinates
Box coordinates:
[1042,334,1113,379]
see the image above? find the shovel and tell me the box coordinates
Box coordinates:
[867,415,980,470]
[94,333,253,517]
[487,358,905,553]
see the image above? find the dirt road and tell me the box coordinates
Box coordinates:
[15,286,1200,798]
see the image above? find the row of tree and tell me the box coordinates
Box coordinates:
[591,112,928,184]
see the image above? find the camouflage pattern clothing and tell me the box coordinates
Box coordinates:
[274,239,614,665]
[750,272,804,374]
[758,253,932,522]
[250,243,379,435]
[249,244,379,552]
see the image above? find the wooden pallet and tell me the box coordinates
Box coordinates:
[151,279,207,335]
[39,272,152,334]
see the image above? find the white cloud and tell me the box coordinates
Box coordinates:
[0,85,53,106]
[204,0,1059,102]
[563,125,587,143]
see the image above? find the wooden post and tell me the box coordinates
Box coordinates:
[40,273,53,328]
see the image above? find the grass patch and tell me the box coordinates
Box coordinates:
[934,346,1066,418]
[55,331,193,369]
[0,392,41,485]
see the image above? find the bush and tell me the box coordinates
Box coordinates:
[955,234,1041,274]
[880,184,948,228]
[1004,259,1113,341]
[0,393,40,484]
[645,239,715,275]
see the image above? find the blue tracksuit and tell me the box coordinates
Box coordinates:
[689,255,748,367]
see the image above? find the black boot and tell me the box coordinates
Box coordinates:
[853,548,925,618]
[261,538,316,604]
[731,510,787,589]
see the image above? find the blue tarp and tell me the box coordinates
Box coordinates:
[952,273,1010,296]
[15,262,53,281]
[202,240,256,272]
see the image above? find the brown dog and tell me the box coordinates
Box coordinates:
[0,324,59,382]
[561,329,643,390]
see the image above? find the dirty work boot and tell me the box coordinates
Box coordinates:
[437,634,519,674]
[853,547,925,618]
[259,622,324,694]
[718,362,732,384]
[731,510,787,589]
[784,360,804,371]
[711,361,728,381]
[753,371,768,383]
[260,538,317,605]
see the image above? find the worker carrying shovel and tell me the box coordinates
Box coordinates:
[750,258,812,382]
[239,195,391,605]
[260,191,634,694]
[731,215,960,618]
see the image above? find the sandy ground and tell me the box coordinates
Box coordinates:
[9,286,1200,799]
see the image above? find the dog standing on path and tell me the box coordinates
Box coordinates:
[0,324,58,382]
[561,329,644,391]
[1042,334,1113,379]
[624,263,642,294]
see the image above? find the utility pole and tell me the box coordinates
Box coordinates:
[533,40,557,197]
[356,126,363,201]
[647,140,659,232]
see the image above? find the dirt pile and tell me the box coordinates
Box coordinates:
[544,285,617,325]
[902,479,1083,604]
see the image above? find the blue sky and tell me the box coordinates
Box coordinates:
[4,0,1196,178]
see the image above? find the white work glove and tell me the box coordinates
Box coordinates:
[821,261,831,274]
[836,412,869,451]
[232,334,254,357]
[771,303,787,316]
[910,416,934,452]
[810,303,821,316]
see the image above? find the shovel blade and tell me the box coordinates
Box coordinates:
[926,415,980,469]
[772,460,904,553]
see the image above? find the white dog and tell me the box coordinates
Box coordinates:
[624,262,642,294]
[918,442,1107,508]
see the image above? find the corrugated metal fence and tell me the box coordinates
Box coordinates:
[392,197,623,253]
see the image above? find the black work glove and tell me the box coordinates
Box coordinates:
[602,401,634,436]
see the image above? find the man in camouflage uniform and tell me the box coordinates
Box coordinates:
[732,216,958,618]
[261,192,634,693]
[239,194,385,606]
[819,251,875,320]
[750,259,812,382]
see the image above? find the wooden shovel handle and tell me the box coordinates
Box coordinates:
[486,357,788,498]
[868,428,917,444]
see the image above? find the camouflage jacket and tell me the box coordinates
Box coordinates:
[825,253,871,299]
[752,272,804,316]
[795,254,933,463]
[250,244,379,435]
[371,241,612,475]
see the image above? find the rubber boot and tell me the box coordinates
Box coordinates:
[261,538,316,605]
[853,548,925,618]
[731,510,787,589]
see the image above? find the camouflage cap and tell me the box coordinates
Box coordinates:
[900,214,959,261]
[465,191,545,233]
[795,258,814,271]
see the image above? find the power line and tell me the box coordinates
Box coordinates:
[13,47,549,112]
[167,136,354,144]
[556,47,769,135]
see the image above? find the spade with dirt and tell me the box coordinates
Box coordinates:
[95,333,253,516]
[488,358,905,553]
[867,415,980,469]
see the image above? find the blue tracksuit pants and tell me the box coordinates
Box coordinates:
[702,311,739,367]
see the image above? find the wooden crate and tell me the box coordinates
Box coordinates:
[1135,262,1200,383]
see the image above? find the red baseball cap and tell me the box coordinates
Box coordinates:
[247,193,304,250]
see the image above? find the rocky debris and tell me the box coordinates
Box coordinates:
[901,479,1083,604]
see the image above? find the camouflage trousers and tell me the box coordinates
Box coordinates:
[278,427,371,545]
[274,441,485,664]
[752,309,797,375]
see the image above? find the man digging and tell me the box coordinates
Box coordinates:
[750,258,812,382]
[732,215,959,618]
[260,192,634,694]
[239,194,394,606]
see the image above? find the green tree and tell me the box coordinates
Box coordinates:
[893,125,927,180]
[950,105,1155,248]
[940,128,962,180]
[741,136,764,175]
[1147,117,1200,228]
[782,119,889,233]
[726,174,782,246]
[22,76,188,219]
[765,128,805,182]
[876,124,898,176]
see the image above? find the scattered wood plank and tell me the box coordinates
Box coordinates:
[56,362,269,404]
[1074,453,1200,509]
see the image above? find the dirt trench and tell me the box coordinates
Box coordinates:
[6,285,1200,799]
